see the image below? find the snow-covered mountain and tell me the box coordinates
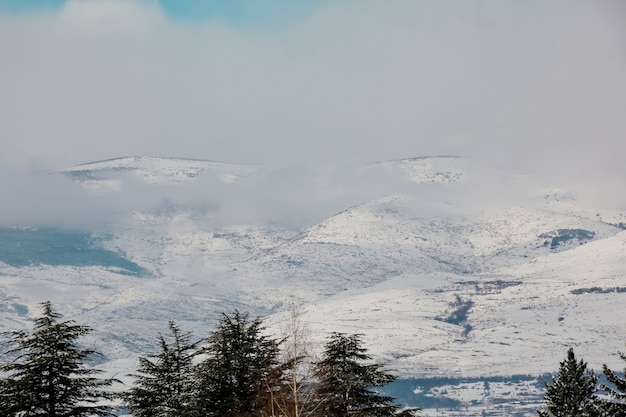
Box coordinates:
[59,156,259,187]
[2,155,625,415]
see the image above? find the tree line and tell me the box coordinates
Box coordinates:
[3,301,626,416]
[0,302,419,417]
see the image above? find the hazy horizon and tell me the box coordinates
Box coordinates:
[1,0,625,228]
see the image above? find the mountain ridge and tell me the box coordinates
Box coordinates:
[1,155,625,415]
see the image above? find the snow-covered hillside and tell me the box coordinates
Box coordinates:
[58,156,259,189]
[2,155,625,415]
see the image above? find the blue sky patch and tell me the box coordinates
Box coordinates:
[0,0,65,14]
[0,0,319,26]
[158,0,319,26]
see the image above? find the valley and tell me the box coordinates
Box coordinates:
[1,156,625,416]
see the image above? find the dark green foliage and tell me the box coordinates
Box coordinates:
[600,346,626,416]
[191,310,281,417]
[313,332,419,417]
[436,295,473,337]
[436,295,474,326]
[123,321,199,417]
[571,287,626,295]
[540,229,596,250]
[0,301,117,417]
[538,347,601,417]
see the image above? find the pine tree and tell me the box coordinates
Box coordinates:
[123,321,199,417]
[0,301,117,417]
[600,345,626,416]
[538,347,601,417]
[313,332,419,417]
[191,310,281,417]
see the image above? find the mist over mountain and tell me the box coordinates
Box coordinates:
[3,156,624,352]
[2,1,626,414]
[1,155,625,415]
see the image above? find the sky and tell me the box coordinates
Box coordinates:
[1,0,626,227]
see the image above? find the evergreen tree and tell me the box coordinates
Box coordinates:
[191,310,281,417]
[0,301,117,417]
[538,347,601,417]
[123,321,199,417]
[313,332,419,417]
[600,345,626,416]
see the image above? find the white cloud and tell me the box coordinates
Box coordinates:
[59,0,163,34]
[0,0,624,198]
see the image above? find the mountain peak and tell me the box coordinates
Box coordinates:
[57,156,259,185]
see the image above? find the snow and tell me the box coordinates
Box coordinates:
[58,156,259,185]
[3,155,626,415]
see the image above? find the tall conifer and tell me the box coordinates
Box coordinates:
[538,347,601,417]
[313,332,418,417]
[191,310,281,417]
[123,321,199,417]
[0,301,116,417]
[600,345,626,416]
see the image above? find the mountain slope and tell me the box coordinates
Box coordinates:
[1,156,625,412]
